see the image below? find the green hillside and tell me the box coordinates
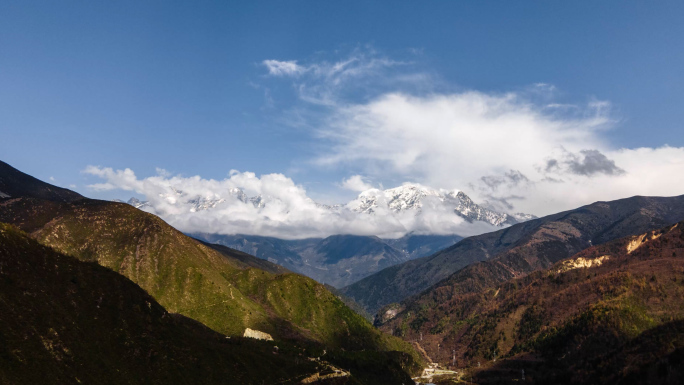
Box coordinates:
[0,196,419,364]
[0,222,327,384]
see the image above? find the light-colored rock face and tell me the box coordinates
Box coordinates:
[243,328,274,341]
[626,231,663,254]
[374,304,404,325]
[382,307,399,322]
[0,190,10,198]
[556,255,610,273]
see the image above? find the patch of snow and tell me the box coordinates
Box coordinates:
[127,197,151,210]
[347,184,529,227]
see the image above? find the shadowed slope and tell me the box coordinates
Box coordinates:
[0,223,326,385]
[0,160,420,362]
[384,221,684,384]
[0,161,82,202]
[0,196,415,355]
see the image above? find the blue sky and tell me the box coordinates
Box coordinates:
[1,1,684,229]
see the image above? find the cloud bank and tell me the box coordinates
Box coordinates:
[311,90,684,215]
[85,167,492,239]
[341,175,375,192]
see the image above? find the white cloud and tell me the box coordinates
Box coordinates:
[260,48,684,217]
[262,60,304,76]
[311,90,684,216]
[341,175,374,192]
[84,167,488,239]
[263,49,407,106]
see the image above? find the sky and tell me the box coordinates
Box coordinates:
[1,1,684,238]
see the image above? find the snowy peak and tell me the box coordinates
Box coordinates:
[349,184,523,227]
[452,191,517,226]
[127,197,150,210]
[187,197,226,212]
[350,184,448,214]
[116,183,535,233]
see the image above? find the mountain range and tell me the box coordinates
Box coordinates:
[0,160,422,384]
[346,184,534,226]
[342,194,684,316]
[119,184,537,288]
[121,183,533,228]
[192,232,463,288]
[384,219,684,384]
[4,158,684,384]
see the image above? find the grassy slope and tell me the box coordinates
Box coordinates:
[0,223,329,385]
[0,197,421,369]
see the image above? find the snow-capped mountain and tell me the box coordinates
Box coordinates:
[126,197,151,210]
[511,212,538,222]
[116,183,535,234]
[187,197,226,212]
[348,184,523,227]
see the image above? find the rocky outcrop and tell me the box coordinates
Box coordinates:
[243,328,274,341]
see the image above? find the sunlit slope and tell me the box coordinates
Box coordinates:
[0,223,329,385]
[0,197,416,358]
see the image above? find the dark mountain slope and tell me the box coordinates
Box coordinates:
[314,235,403,265]
[0,223,327,385]
[0,160,82,202]
[342,195,684,314]
[0,162,420,364]
[0,196,418,355]
[384,233,463,260]
[384,221,684,384]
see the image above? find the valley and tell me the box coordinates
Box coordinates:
[192,232,463,288]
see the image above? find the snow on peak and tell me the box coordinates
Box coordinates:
[115,182,535,237]
[349,184,519,227]
[350,183,455,214]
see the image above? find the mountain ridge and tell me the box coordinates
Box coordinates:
[341,194,684,315]
[0,161,83,203]
[118,182,536,240]
[0,222,331,384]
[0,160,421,364]
[383,219,684,384]
[193,232,464,288]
